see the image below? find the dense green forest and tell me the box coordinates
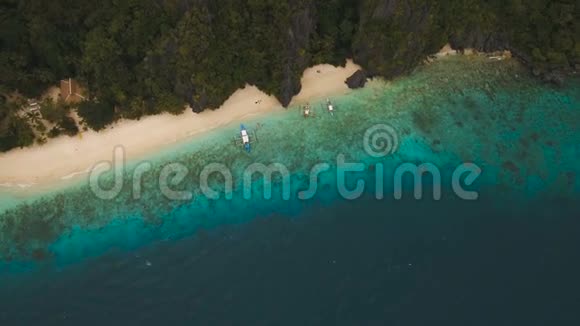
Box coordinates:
[1,0,578,152]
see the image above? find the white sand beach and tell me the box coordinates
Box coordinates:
[0,60,362,191]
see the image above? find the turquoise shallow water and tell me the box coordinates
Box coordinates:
[0,56,579,325]
[0,55,578,270]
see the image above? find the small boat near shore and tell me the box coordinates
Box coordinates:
[301,103,314,118]
[232,124,258,152]
[326,98,335,116]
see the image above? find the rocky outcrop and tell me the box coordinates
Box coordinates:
[540,70,566,87]
[448,28,572,87]
[275,5,315,106]
[352,0,445,79]
[346,70,368,89]
[350,0,576,87]
[169,0,577,113]
[448,29,510,54]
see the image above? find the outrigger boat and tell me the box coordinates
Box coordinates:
[301,103,314,118]
[325,98,335,116]
[233,124,258,152]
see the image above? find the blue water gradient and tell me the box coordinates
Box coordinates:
[0,56,578,270]
[0,56,579,324]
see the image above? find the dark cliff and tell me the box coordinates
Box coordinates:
[352,0,446,78]
[266,3,315,107]
[1,0,578,150]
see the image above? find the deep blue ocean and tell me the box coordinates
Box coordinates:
[0,56,578,325]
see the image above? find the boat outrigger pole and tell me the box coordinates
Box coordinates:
[240,125,250,152]
[233,124,258,152]
[326,98,334,116]
[302,103,313,118]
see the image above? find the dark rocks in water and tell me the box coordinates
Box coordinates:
[31,248,50,261]
[542,70,566,87]
[519,136,530,149]
[411,109,438,134]
[431,139,442,153]
[346,70,368,89]
[565,171,576,186]
[502,161,519,174]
